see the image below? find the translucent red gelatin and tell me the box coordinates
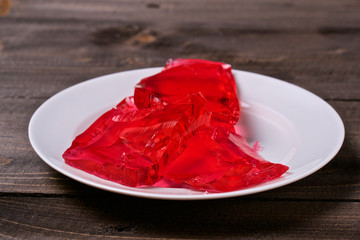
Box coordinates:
[134,59,240,124]
[64,94,212,187]
[63,59,289,192]
[163,128,289,192]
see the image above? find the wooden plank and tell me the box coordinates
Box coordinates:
[7,0,360,29]
[0,1,359,100]
[0,97,358,199]
[0,196,358,239]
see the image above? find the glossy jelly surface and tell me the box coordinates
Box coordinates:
[134,59,240,124]
[63,59,288,192]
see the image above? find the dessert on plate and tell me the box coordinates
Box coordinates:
[63,59,289,192]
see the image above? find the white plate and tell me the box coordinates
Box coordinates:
[28,68,345,200]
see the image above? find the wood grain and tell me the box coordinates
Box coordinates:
[0,1,359,100]
[0,196,359,239]
[0,0,11,17]
[0,0,359,239]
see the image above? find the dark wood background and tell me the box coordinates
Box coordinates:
[0,0,359,239]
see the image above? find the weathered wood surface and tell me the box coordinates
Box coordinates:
[0,196,359,239]
[0,0,359,239]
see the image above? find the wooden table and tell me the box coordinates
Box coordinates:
[0,0,359,239]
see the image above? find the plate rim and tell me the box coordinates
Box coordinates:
[28,68,345,200]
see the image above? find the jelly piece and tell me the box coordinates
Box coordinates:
[63,59,289,192]
[63,93,212,187]
[134,58,240,124]
[63,97,162,186]
[163,127,289,192]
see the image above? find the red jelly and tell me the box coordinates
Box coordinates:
[64,94,212,187]
[163,127,289,192]
[63,97,162,186]
[134,59,240,125]
[63,59,289,192]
